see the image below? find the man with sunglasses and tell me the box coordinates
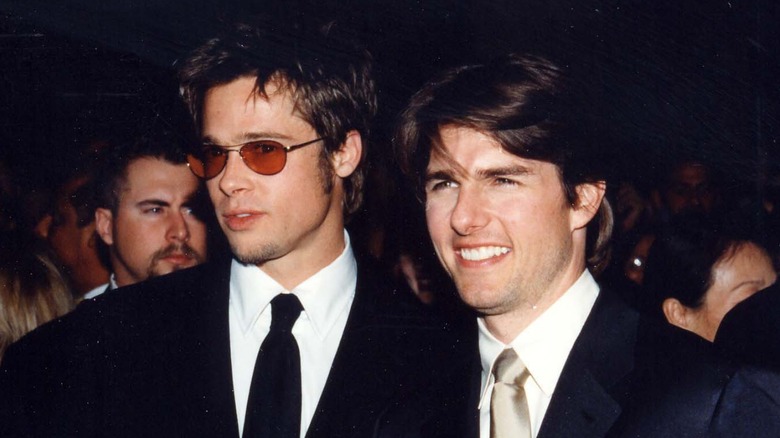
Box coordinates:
[0,18,462,438]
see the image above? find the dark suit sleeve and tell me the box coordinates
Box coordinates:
[0,312,102,437]
[709,365,780,438]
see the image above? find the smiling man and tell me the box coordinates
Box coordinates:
[386,53,780,438]
[84,134,208,298]
[0,18,459,438]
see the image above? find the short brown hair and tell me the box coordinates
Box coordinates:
[178,18,377,216]
[395,54,613,274]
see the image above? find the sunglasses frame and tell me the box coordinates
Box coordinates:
[187,137,323,179]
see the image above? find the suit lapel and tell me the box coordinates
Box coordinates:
[537,291,638,438]
[185,258,240,436]
[307,264,399,436]
[419,332,482,438]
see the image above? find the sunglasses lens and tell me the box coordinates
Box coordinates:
[242,141,287,175]
[187,147,227,179]
[186,154,207,178]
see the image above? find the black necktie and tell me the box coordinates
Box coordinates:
[243,294,304,438]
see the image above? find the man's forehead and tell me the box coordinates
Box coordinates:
[248,75,296,102]
[427,128,543,172]
[122,158,193,191]
[201,75,310,141]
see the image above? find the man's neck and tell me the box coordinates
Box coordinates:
[483,267,588,344]
[258,228,347,291]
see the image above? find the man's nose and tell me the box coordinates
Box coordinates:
[167,211,191,242]
[217,149,252,196]
[450,186,489,236]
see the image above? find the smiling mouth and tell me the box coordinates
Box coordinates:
[458,246,510,261]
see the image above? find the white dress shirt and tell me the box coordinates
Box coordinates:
[478,270,599,438]
[229,231,357,438]
[81,274,118,299]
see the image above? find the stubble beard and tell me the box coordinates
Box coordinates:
[231,241,282,266]
[227,149,335,267]
[508,239,574,315]
[459,239,574,319]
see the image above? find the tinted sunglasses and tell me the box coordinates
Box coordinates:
[187,138,323,179]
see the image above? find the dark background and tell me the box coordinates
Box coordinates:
[0,0,778,221]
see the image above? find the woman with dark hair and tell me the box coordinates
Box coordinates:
[643,213,776,341]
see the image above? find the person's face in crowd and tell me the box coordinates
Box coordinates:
[47,175,101,290]
[424,126,601,339]
[667,242,777,342]
[200,76,359,288]
[95,157,207,287]
[663,162,715,215]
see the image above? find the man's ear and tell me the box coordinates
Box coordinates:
[94,208,114,246]
[571,181,606,230]
[662,298,691,330]
[332,130,362,178]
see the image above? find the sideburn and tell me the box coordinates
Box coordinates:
[317,146,335,194]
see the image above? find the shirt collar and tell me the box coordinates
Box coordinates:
[109,273,118,290]
[478,269,599,407]
[230,230,357,340]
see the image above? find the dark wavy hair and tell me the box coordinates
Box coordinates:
[177,18,377,216]
[395,54,613,274]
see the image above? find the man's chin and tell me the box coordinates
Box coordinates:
[231,243,281,266]
[149,260,198,278]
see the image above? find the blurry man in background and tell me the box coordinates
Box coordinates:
[45,170,110,297]
[87,133,209,298]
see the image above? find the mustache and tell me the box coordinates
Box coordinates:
[151,243,204,264]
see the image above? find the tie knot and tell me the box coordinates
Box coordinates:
[270,294,303,334]
[493,348,527,386]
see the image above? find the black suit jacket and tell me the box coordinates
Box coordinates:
[376,288,780,438]
[0,256,462,437]
[715,283,780,371]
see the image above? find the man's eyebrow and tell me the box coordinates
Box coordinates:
[202,131,293,146]
[424,169,456,183]
[477,165,533,179]
[424,165,533,184]
[201,135,219,145]
[136,199,170,208]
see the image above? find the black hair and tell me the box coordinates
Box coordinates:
[642,212,766,319]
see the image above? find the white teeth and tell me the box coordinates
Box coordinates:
[459,246,510,261]
[236,213,251,218]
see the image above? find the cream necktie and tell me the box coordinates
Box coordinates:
[490,348,531,438]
